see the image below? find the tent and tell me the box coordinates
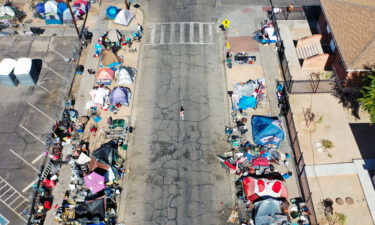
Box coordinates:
[109,86,132,106]
[96,68,114,85]
[44,1,67,24]
[72,0,89,17]
[75,198,106,220]
[62,8,73,24]
[92,140,118,166]
[253,198,291,225]
[100,51,122,67]
[242,176,288,203]
[251,116,284,148]
[84,172,105,194]
[116,66,134,84]
[114,9,134,26]
[106,5,119,19]
[0,58,18,87]
[35,3,45,18]
[0,6,15,20]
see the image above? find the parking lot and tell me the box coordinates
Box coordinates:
[0,36,80,224]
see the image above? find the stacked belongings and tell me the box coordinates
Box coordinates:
[56,140,125,224]
[232,79,266,111]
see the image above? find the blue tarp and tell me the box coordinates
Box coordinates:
[238,96,257,109]
[251,116,284,148]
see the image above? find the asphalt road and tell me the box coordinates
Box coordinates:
[120,0,236,224]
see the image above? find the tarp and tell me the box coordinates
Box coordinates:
[253,198,291,225]
[96,68,114,85]
[77,153,91,165]
[84,172,105,194]
[0,6,15,19]
[242,176,288,203]
[89,87,110,106]
[92,140,118,166]
[109,86,132,106]
[114,9,134,26]
[106,5,118,19]
[251,116,284,148]
[116,66,134,84]
[238,96,257,109]
[88,157,110,172]
[75,198,105,220]
[251,157,270,168]
[35,3,45,18]
[100,50,122,67]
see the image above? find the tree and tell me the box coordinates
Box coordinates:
[358,64,375,123]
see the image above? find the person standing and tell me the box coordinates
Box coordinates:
[179,106,184,120]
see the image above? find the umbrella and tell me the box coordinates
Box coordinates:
[84,172,105,194]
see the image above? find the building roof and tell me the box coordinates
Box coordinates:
[320,0,375,70]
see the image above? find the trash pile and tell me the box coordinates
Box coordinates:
[219,114,312,224]
[53,140,126,224]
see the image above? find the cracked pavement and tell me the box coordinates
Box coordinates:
[121,0,235,224]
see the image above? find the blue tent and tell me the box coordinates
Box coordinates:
[106,6,119,19]
[251,116,284,148]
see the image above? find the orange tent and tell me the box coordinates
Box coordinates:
[96,68,114,85]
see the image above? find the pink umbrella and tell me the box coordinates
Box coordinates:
[84,172,105,194]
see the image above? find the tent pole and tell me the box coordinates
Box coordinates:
[79,3,89,39]
[66,0,80,37]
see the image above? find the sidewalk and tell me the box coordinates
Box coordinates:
[221,5,302,222]
[43,3,144,224]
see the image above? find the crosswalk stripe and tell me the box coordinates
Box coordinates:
[146,22,215,45]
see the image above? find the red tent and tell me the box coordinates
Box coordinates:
[242,176,288,203]
[96,68,114,85]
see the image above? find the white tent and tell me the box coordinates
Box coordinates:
[44,0,58,16]
[0,6,15,19]
[14,58,32,76]
[62,8,73,24]
[116,66,134,84]
[114,9,134,26]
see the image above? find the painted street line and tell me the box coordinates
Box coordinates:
[9,149,38,172]
[27,102,55,122]
[19,124,46,145]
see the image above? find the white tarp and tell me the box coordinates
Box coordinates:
[89,87,110,106]
[116,66,133,84]
[0,58,16,76]
[0,6,15,18]
[114,9,134,26]
[77,153,91,165]
[14,58,32,75]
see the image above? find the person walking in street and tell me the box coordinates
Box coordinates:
[179,106,184,120]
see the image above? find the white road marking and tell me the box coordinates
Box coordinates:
[160,24,165,44]
[180,23,184,43]
[31,153,45,164]
[44,64,67,81]
[22,180,37,193]
[208,24,213,43]
[149,24,156,44]
[27,102,55,122]
[146,22,215,45]
[9,149,39,172]
[199,23,204,43]
[19,124,46,145]
[37,84,56,97]
[190,23,194,43]
[0,177,28,222]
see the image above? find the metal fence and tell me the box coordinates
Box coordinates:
[268,6,321,21]
[284,105,318,225]
[290,80,335,94]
